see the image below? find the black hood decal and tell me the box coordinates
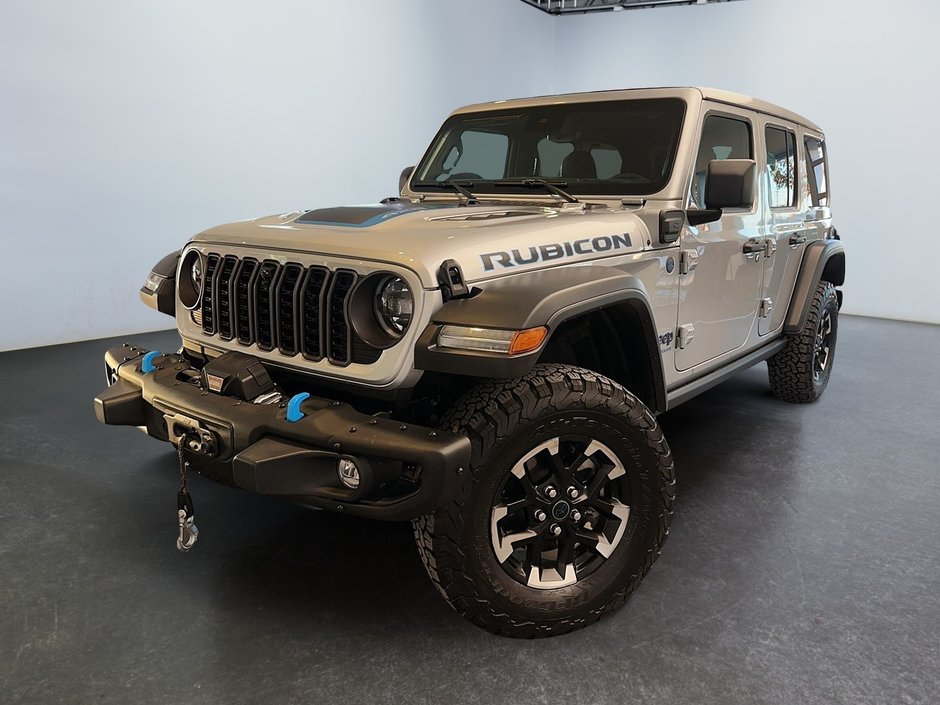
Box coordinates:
[295,202,450,228]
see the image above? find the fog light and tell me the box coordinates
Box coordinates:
[337,458,360,489]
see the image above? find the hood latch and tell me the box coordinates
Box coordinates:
[438,259,470,302]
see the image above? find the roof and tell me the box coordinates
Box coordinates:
[452,86,823,133]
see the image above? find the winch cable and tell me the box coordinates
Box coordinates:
[175,437,199,552]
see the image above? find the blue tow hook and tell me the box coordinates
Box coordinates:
[286,392,311,423]
[140,351,161,374]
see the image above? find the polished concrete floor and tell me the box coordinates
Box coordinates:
[1,315,938,705]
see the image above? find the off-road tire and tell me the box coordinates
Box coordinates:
[411,363,675,638]
[768,281,839,403]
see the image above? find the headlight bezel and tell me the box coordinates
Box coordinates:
[348,272,415,349]
[178,249,204,310]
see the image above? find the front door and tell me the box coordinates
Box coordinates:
[676,108,764,372]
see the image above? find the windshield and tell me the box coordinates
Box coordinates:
[412,98,686,197]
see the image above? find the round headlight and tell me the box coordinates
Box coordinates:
[191,256,203,290]
[374,276,413,336]
[178,250,204,310]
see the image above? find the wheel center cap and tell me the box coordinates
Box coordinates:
[551,500,571,521]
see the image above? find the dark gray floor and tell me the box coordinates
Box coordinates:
[1,316,938,705]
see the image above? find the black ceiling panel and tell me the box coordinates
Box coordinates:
[519,0,743,15]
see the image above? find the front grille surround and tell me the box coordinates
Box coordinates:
[196,252,385,367]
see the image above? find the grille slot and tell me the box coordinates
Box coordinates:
[197,254,385,367]
[254,260,280,351]
[201,254,221,335]
[276,263,304,356]
[216,255,238,341]
[234,258,258,345]
[327,270,357,365]
[300,266,329,361]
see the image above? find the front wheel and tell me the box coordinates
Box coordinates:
[412,364,675,638]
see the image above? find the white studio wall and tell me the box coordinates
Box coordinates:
[3,0,937,352]
[552,0,940,325]
[0,0,554,351]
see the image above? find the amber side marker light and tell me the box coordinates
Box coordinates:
[509,326,549,355]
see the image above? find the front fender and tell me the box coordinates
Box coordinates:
[414,266,662,393]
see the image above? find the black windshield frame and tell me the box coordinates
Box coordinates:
[411,98,687,197]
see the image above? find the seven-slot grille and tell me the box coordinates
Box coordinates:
[198,254,381,366]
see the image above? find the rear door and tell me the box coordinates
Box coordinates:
[758,120,804,335]
[757,125,832,335]
[675,107,764,371]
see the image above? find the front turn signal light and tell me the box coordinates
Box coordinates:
[509,326,549,355]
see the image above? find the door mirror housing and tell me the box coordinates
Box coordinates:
[399,166,415,193]
[704,158,756,210]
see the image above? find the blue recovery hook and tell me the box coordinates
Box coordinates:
[286,392,311,423]
[140,351,161,374]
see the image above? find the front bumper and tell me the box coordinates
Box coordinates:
[93,344,470,521]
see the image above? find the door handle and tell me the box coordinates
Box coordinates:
[743,239,767,255]
[789,234,807,246]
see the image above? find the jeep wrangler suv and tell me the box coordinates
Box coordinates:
[94,87,844,638]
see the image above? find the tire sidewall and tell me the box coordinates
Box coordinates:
[455,387,666,623]
[812,286,840,396]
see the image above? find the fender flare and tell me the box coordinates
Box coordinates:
[784,240,845,335]
[139,250,180,316]
[414,266,666,411]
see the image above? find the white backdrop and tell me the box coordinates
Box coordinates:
[2,0,937,351]
[553,0,940,325]
[0,0,553,350]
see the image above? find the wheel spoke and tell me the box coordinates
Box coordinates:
[505,498,530,517]
[556,532,576,575]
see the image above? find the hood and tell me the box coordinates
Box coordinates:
[192,200,652,288]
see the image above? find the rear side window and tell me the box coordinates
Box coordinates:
[765,126,797,208]
[690,114,753,208]
[804,136,829,206]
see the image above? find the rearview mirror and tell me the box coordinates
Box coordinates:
[399,166,415,193]
[704,159,757,210]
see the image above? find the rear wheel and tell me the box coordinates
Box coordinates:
[412,364,675,638]
[768,281,839,403]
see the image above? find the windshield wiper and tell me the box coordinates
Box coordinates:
[493,178,580,204]
[413,179,478,206]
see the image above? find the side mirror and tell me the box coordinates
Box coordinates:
[399,166,415,193]
[704,158,756,210]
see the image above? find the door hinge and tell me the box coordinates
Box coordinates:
[759,298,774,318]
[679,249,699,275]
[676,323,695,349]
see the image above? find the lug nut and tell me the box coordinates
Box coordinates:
[571,510,582,522]
[544,486,558,499]
[550,524,562,537]
[567,486,579,499]
[534,509,547,522]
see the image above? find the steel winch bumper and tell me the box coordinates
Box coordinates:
[93,344,471,521]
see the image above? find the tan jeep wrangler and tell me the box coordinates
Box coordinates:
[95,87,844,637]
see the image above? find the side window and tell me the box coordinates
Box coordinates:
[765,126,797,209]
[537,138,574,177]
[804,136,829,207]
[441,130,508,180]
[691,114,753,208]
